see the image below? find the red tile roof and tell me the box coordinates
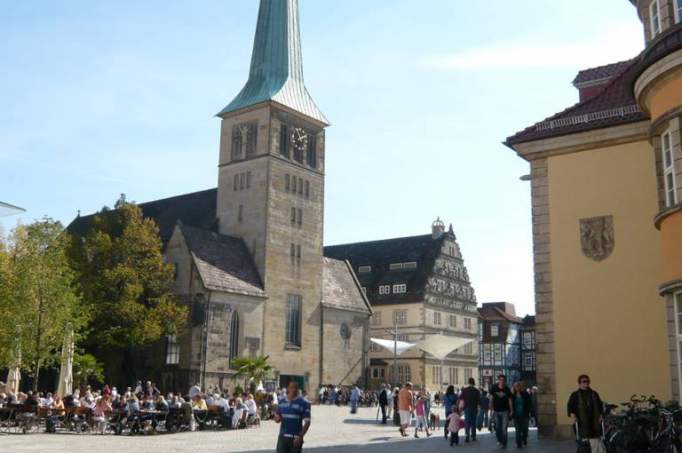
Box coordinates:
[572,59,633,86]
[505,57,649,147]
[478,306,523,324]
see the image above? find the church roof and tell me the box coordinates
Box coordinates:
[179,224,266,298]
[68,188,218,246]
[324,233,451,306]
[322,257,372,314]
[505,57,648,147]
[217,0,328,125]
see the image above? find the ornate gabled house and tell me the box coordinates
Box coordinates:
[324,219,479,391]
[68,0,371,393]
[477,302,523,389]
[504,0,682,437]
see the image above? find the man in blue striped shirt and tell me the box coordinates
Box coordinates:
[275,381,311,453]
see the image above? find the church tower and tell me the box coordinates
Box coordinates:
[216,0,328,390]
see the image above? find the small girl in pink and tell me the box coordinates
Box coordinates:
[414,392,432,438]
[446,406,462,446]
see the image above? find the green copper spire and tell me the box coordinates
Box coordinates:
[218,0,328,125]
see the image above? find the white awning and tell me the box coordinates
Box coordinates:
[0,201,25,218]
[370,338,416,356]
[415,335,474,361]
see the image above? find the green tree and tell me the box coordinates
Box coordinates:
[232,356,273,393]
[73,353,104,389]
[70,196,187,350]
[0,219,85,391]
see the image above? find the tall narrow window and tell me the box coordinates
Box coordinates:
[297,208,303,227]
[246,171,252,189]
[674,292,682,399]
[305,180,310,198]
[166,335,180,365]
[233,174,239,191]
[280,124,289,158]
[306,135,317,168]
[292,176,297,194]
[285,174,291,192]
[291,207,297,226]
[229,311,240,365]
[285,295,302,347]
[676,0,682,23]
[240,173,245,190]
[232,129,243,161]
[290,243,296,264]
[650,0,661,38]
[296,244,301,263]
[238,205,244,222]
[662,130,677,207]
[298,179,303,195]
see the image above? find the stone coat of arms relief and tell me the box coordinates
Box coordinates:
[580,215,615,262]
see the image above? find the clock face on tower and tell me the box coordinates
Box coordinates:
[291,127,309,151]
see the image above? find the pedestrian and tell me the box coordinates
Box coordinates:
[446,405,463,446]
[443,385,458,440]
[512,382,532,448]
[392,387,400,426]
[379,384,389,424]
[397,382,414,437]
[275,381,311,453]
[460,378,481,442]
[350,385,360,414]
[477,390,490,431]
[567,374,605,453]
[414,390,432,438]
[491,374,513,449]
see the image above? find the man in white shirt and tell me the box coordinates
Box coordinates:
[245,393,258,416]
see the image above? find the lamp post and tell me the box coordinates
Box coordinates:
[384,324,399,388]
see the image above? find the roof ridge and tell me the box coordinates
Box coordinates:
[325,233,435,249]
[138,187,217,207]
[572,59,634,85]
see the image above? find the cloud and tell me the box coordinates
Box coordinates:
[423,22,644,71]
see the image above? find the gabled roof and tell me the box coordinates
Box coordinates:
[572,60,633,87]
[217,0,328,125]
[179,224,265,298]
[478,305,523,324]
[67,188,218,245]
[322,257,371,314]
[505,57,648,147]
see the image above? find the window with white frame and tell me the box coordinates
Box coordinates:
[676,0,682,23]
[434,311,442,325]
[371,311,382,326]
[464,317,472,330]
[398,365,411,384]
[166,335,180,365]
[432,366,442,385]
[358,265,372,273]
[651,0,662,38]
[490,323,499,337]
[379,285,391,295]
[393,309,407,325]
[675,292,682,400]
[464,342,473,354]
[663,130,678,207]
[393,284,407,294]
[397,334,409,342]
[449,314,457,328]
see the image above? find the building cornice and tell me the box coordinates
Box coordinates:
[659,279,682,296]
[635,47,682,115]
[510,121,650,161]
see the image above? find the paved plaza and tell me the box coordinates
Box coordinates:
[2,406,575,452]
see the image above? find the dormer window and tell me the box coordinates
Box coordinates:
[379,285,391,295]
[358,265,372,274]
[650,0,661,38]
[393,284,407,294]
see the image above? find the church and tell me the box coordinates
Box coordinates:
[70,0,372,393]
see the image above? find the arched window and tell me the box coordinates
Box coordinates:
[229,311,240,365]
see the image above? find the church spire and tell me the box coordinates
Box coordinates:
[218,0,328,125]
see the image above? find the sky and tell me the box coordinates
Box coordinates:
[0,0,645,317]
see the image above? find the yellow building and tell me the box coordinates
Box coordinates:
[505,0,682,437]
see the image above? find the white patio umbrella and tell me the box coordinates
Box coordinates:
[56,325,74,398]
[6,367,20,395]
[369,338,416,355]
[414,334,474,361]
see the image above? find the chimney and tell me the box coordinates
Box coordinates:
[432,217,445,239]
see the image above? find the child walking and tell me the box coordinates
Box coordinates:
[446,406,463,446]
[414,392,432,438]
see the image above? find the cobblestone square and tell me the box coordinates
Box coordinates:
[2,406,574,452]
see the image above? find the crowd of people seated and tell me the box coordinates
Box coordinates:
[0,380,271,435]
